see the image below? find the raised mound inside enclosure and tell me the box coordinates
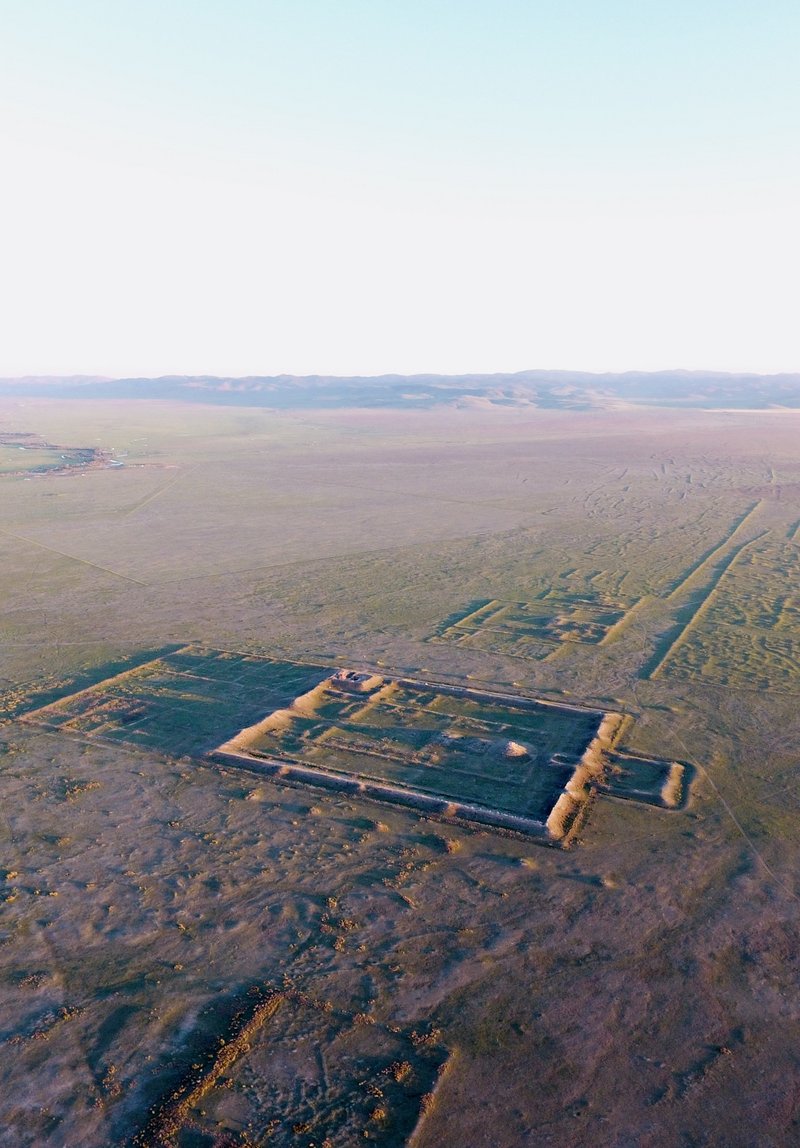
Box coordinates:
[217,674,617,839]
[20,645,688,843]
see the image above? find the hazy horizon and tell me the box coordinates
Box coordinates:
[2,1,799,378]
[5,366,800,383]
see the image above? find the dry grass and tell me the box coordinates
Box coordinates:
[3,400,800,1146]
[133,988,283,1147]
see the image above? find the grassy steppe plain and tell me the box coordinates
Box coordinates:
[2,398,800,1146]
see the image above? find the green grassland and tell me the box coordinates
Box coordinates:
[0,433,101,475]
[0,444,63,473]
[2,398,800,1146]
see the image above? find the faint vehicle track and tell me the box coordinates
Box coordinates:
[0,526,146,586]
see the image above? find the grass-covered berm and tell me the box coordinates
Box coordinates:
[2,397,800,1145]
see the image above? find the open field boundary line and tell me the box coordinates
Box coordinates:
[0,639,165,647]
[307,475,530,510]
[450,634,556,663]
[23,713,556,840]
[211,748,551,838]
[13,720,172,759]
[542,641,572,664]
[395,676,607,716]
[448,599,504,630]
[133,986,284,1148]
[649,533,769,680]
[0,526,147,585]
[407,1050,460,1147]
[186,645,615,717]
[429,598,495,637]
[599,595,653,645]
[665,501,763,601]
[120,466,193,516]
[146,528,522,588]
[324,687,601,739]
[177,645,606,713]
[669,729,800,905]
[18,645,194,720]
[178,642,334,672]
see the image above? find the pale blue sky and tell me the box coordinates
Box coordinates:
[2,1,799,376]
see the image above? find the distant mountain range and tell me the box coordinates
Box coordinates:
[2,371,800,410]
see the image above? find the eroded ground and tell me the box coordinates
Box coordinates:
[2,400,800,1146]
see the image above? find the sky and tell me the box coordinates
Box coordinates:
[1,0,799,377]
